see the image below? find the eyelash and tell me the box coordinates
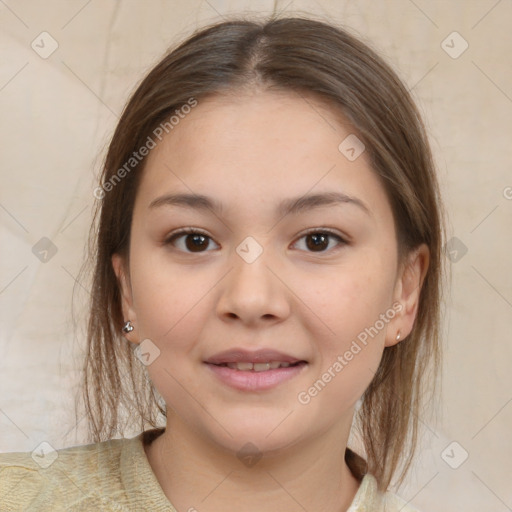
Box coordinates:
[163,227,348,254]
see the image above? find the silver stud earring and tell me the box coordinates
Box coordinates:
[122,321,134,333]
[396,331,401,341]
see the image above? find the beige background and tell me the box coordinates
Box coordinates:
[1,0,511,510]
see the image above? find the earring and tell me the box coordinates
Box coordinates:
[396,331,401,341]
[122,321,134,333]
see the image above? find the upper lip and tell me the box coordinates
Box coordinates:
[205,348,305,365]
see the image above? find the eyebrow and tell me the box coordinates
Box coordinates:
[148,191,371,217]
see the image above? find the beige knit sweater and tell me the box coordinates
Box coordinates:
[0,428,420,511]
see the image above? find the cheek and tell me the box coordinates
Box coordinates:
[129,250,207,343]
[297,272,390,411]
[298,251,395,341]
[129,256,210,403]
[296,250,395,397]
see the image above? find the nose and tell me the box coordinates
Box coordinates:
[216,243,291,327]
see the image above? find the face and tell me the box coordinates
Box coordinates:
[113,90,426,456]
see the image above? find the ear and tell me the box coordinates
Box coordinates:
[385,243,429,347]
[112,253,140,344]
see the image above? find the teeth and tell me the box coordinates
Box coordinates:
[253,363,270,372]
[236,362,254,371]
[222,361,296,371]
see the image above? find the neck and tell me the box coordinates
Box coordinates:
[145,416,362,512]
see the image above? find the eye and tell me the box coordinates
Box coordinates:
[164,228,219,253]
[164,227,348,254]
[293,229,347,253]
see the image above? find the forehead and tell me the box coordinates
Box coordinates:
[159,89,354,157]
[134,90,392,223]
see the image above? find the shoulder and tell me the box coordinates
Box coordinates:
[383,491,422,512]
[347,473,423,512]
[0,436,131,511]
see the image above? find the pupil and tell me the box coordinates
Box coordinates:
[186,234,207,252]
[307,233,328,251]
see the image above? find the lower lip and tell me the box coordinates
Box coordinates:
[204,362,307,391]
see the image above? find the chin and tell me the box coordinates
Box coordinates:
[200,416,305,457]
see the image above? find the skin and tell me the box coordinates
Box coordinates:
[112,89,429,512]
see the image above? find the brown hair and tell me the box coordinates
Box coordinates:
[76,14,446,492]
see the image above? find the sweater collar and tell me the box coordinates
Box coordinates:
[121,427,379,511]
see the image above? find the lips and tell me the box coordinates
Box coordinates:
[204,348,308,391]
[204,348,306,366]
[221,361,297,371]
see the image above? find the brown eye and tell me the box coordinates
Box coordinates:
[307,233,329,251]
[294,230,347,253]
[165,229,219,253]
[184,233,209,252]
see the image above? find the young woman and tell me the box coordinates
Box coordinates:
[0,15,445,511]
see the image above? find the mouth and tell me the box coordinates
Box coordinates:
[209,361,307,372]
[204,348,306,366]
[203,348,308,391]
